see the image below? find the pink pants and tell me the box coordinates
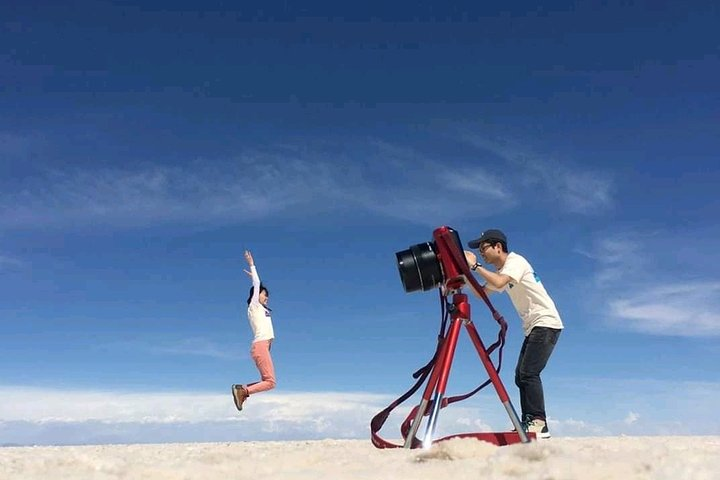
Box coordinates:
[246,340,276,395]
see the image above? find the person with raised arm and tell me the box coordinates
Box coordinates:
[232,249,276,411]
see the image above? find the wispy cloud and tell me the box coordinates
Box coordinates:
[0,140,518,230]
[575,236,648,287]
[438,170,511,200]
[0,161,311,229]
[581,231,720,337]
[3,131,612,231]
[609,283,720,336]
[460,133,615,214]
[539,168,614,214]
[340,141,517,225]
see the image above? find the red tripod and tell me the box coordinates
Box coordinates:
[371,227,533,448]
[403,289,531,447]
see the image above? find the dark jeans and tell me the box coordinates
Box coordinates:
[515,326,561,421]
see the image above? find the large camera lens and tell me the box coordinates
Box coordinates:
[395,227,464,294]
[395,242,444,293]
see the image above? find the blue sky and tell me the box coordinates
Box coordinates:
[1,0,719,446]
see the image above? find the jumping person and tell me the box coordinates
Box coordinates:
[464,229,563,438]
[232,249,276,411]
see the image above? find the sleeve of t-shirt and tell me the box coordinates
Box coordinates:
[499,255,526,284]
[250,265,261,305]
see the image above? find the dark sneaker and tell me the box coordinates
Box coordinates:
[231,384,249,411]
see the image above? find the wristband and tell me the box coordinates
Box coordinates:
[471,262,481,271]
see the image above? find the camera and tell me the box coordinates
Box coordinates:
[395,226,464,293]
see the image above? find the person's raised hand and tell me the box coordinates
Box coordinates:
[244,250,254,266]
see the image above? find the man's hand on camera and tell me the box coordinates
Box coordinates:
[464,250,477,268]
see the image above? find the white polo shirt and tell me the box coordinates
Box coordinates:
[247,265,275,342]
[495,252,564,336]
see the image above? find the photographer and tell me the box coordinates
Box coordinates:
[464,229,563,439]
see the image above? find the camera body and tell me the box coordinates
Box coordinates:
[395,226,467,293]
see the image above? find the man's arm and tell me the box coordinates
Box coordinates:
[464,277,495,299]
[474,266,513,290]
[462,249,512,293]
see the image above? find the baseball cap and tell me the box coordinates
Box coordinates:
[467,229,507,249]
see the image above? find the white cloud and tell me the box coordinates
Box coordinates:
[547,169,614,214]
[582,232,720,337]
[454,417,493,432]
[0,141,518,230]
[345,168,515,227]
[437,170,511,200]
[460,133,615,214]
[310,139,517,226]
[0,386,500,446]
[0,161,313,229]
[609,283,720,336]
[0,387,388,445]
[578,236,648,287]
[548,418,610,436]
[2,131,618,231]
[2,377,718,445]
[624,411,640,425]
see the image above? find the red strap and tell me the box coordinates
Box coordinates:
[370,290,508,449]
[371,290,447,448]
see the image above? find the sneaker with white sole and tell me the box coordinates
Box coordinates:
[524,418,551,439]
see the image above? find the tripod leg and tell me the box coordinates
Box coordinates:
[403,358,442,447]
[403,399,430,448]
[403,367,441,447]
[464,321,530,443]
[421,317,463,448]
[403,319,457,448]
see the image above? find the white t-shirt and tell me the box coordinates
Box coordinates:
[494,252,564,336]
[247,265,275,342]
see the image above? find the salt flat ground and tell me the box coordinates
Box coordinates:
[1,436,718,480]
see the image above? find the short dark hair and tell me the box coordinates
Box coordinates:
[247,283,269,305]
[487,240,508,253]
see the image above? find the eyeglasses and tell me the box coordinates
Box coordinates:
[478,243,494,253]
